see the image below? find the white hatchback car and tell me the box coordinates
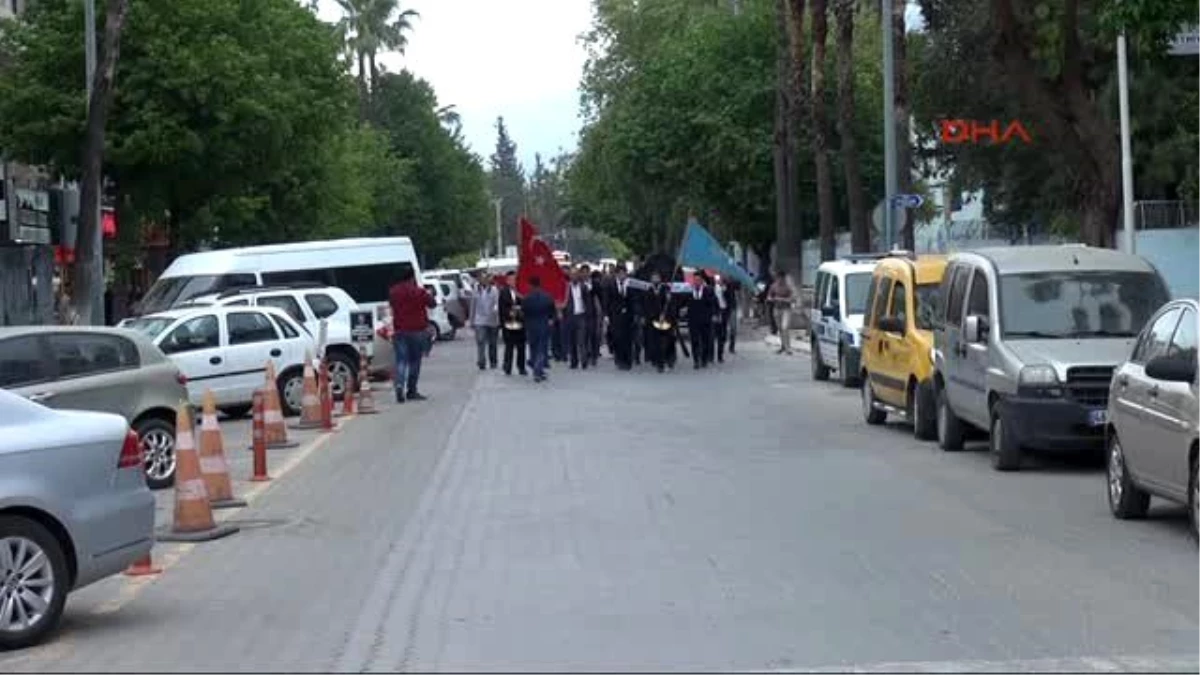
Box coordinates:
[122,306,315,416]
[181,283,367,398]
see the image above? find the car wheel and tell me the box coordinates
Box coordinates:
[861,378,886,425]
[0,515,69,651]
[1106,432,1150,519]
[278,368,305,417]
[219,405,252,419]
[811,341,830,381]
[432,323,443,342]
[325,351,359,401]
[839,350,858,388]
[135,417,177,490]
[989,404,1022,471]
[936,385,966,451]
[1189,451,1198,541]
[912,380,938,441]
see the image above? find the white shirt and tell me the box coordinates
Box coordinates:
[694,287,702,300]
[571,283,585,315]
[715,284,727,310]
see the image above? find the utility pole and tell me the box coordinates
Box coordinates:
[1117,30,1136,253]
[880,0,898,251]
[491,197,503,256]
[83,0,104,324]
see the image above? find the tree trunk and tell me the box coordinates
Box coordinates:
[810,0,836,262]
[72,0,130,326]
[835,0,868,252]
[892,0,913,250]
[369,51,379,92]
[356,51,369,118]
[777,0,807,286]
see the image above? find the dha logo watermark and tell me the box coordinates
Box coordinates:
[939,120,1033,145]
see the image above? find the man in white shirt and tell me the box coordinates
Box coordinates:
[565,267,591,369]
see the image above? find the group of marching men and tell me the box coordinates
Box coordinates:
[470,263,741,379]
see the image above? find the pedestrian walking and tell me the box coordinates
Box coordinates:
[607,264,636,370]
[470,273,500,370]
[387,266,437,402]
[521,276,556,382]
[588,269,605,365]
[712,275,730,363]
[644,272,675,373]
[687,271,717,368]
[768,270,796,355]
[498,272,527,376]
[564,267,590,369]
[725,278,740,355]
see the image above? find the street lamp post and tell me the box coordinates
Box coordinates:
[1117,31,1136,253]
[83,0,104,324]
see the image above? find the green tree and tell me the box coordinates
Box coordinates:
[488,117,527,251]
[334,0,419,105]
[370,71,491,266]
[0,0,397,254]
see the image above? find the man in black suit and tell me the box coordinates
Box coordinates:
[607,264,636,370]
[583,266,603,367]
[498,271,526,376]
[563,267,591,369]
[643,272,675,372]
[687,271,717,369]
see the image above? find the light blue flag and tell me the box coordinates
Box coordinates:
[676,219,756,288]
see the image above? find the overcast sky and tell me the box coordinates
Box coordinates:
[316,0,593,173]
[315,1,925,176]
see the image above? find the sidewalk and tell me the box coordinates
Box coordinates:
[763,330,811,355]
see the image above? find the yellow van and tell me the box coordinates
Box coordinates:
[859,254,948,439]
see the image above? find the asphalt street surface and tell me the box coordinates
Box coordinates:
[2,331,1197,672]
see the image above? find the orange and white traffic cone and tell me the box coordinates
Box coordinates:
[357,368,379,415]
[198,390,247,509]
[260,361,299,449]
[357,347,375,392]
[319,360,338,432]
[123,552,162,577]
[250,389,270,482]
[157,405,239,543]
[291,351,323,430]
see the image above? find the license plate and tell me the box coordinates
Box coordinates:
[1088,409,1107,426]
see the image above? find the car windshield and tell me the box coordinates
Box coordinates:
[844,272,873,315]
[999,270,1169,339]
[121,316,177,340]
[138,275,223,314]
[914,283,941,330]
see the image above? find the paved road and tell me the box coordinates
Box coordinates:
[3,334,1197,672]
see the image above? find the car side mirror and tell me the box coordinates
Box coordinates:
[964,315,989,343]
[878,316,906,334]
[1145,355,1196,383]
[821,304,838,318]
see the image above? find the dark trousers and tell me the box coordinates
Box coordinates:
[550,318,565,361]
[632,320,643,364]
[527,323,550,379]
[611,316,633,368]
[713,318,727,362]
[564,313,589,367]
[647,327,670,369]
[503,329,526,374]
[584,316,600,364]
[475,325,498,368]
[690,322,713,367]
[393,330,427,395]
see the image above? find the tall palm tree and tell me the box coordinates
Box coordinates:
[335,0,419,96]
[436,104,463,140]
[833,0,868,252]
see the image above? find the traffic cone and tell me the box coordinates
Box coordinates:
[123,552,162,577]
[338,375,356,416]
[250,389,270,482]
[157,404,238,543]
[319,360,338,432]
[198,391,247,509]
[357,368,379,414]
[290,351,323,430]
[260,361,298,449]
[357,347,375,391]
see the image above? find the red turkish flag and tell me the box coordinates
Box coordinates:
[516,217,568,305]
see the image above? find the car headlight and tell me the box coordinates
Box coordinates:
[1019,364,1059,387]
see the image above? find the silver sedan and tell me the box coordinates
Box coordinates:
[0,389,155,650]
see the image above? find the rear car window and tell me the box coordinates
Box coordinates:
[0,335,50,388]
[305,293,340,319]
[228,312,280,345]
[259,295,306,322]
[47,334,139,378]
[269,314,300,339]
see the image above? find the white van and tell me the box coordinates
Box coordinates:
[136,238,423,320]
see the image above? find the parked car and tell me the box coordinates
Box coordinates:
[0,389,155,650]
[932,244,1171,470]
[174,283,366,399]
[421,280,457,341]
[0,326,189,490]
[1106,298,1198,535]
[859,254,948,439]
[121,306,315,417]
[810,254,886,386]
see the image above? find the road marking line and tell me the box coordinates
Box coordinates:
[745,653,1200,673]
[88,425,340,617]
